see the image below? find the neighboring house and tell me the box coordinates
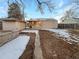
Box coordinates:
[61,18,79,24]
[26,18,58,29]
[59,18,79,29]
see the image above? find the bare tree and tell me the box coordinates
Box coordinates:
[36,0,55,13]
[8,0,55,16]
[61,6,79,22]
[7,0,25,20]
[72,0,79,5]
[60,8,75,22]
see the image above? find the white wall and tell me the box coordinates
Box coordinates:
[32,20,58,29]
[41,20,58,29]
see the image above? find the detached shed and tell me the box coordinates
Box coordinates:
[26,18,58,29]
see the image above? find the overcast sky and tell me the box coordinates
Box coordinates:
[0,0,77,21]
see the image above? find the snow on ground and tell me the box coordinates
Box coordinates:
[47,29,70,38]
[22,30,38,34]
[46,29,79,44]
[0,35,30,59]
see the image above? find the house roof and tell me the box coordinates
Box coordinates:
[60,17,79,24]
[73,17,79,20]
[27,18,57,22]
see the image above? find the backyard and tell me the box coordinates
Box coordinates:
[0,29,79,59]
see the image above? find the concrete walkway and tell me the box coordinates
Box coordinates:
[34,31,43,59]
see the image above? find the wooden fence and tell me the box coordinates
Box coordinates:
[0,21,2,30]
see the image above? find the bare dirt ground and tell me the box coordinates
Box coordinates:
[39,30,79,59]
[18,29,79,59]
[67,29,79,43]
[19,32,36,59]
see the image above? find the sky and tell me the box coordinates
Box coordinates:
[0,0,77,21]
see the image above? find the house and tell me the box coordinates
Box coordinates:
[26,18,58,29]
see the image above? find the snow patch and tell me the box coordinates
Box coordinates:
[46,29,79,44]
[0,35,30,59]
[47,29,70,38]
[22,30,38,34]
